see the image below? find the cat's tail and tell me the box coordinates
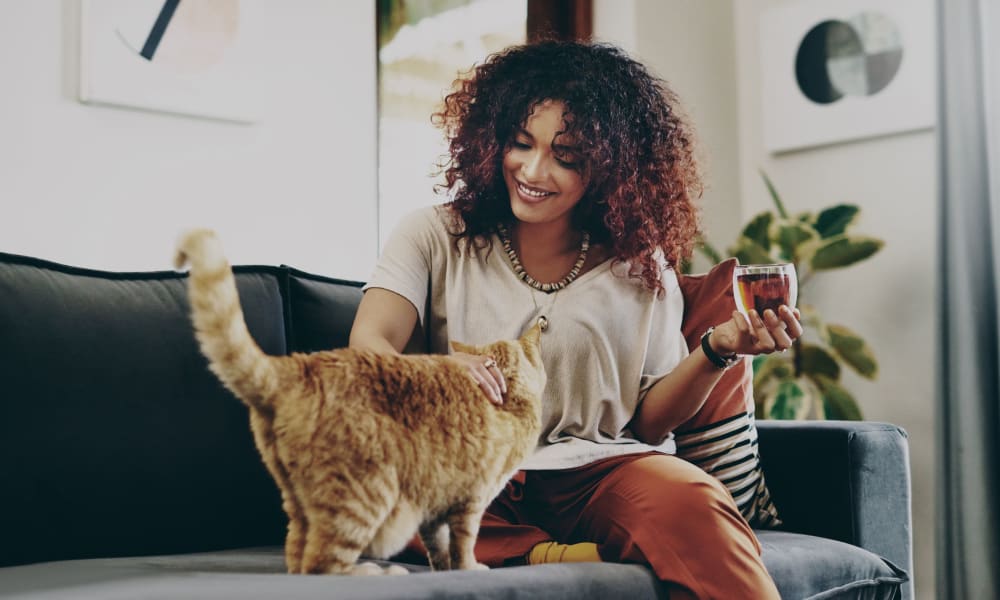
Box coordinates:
[174,229,280,410]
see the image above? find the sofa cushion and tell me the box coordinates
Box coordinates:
[0,536,906,600]
[676,258,781,527]
[281,267,364,353]
[0,253,287,568]
[758,530,907,600]
[0,548,666,600]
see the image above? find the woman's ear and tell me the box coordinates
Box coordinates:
[520,322,542,347]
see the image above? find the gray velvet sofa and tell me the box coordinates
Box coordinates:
[0,252,912,599]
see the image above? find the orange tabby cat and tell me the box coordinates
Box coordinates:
[174,229,545,576]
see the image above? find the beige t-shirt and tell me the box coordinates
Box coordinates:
[364,205,688,470]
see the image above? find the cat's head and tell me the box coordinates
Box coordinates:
[450,322,546,406]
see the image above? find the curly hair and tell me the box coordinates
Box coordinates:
[433,40,703,294]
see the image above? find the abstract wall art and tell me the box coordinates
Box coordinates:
[760,0,935,153]
[79,0,262,123]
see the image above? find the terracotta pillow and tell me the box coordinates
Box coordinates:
[676,258,781,527]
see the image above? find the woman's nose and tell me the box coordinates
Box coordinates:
[521,151,546,181]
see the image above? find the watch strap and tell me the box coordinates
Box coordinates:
[700,327,740,370]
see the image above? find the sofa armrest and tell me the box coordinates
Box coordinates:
[756,420,913,594]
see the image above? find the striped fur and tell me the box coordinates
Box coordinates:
[175,230,546,575]
[673,411,782,528]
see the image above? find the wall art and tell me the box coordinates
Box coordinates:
[760,0,935,153]
[79,0,261,123]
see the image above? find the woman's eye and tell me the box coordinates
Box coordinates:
[512,141,531,149]
[556,157,580,169]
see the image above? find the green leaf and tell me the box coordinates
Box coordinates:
[813,392,828,419]
[814,205,860,238]
[810,235,884,271]
[729,237,772,265]
[767,379,809,420]
[799,344,841,380]
[797,303,826,333]
[794,211,814,223]
[753,353,794,390]
[759,169,789,219]
[813,375,864,420]
[771,219,819,262]
[827,324,879,379]
[741,212,773,251]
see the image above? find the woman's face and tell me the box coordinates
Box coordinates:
[502,100,587,228]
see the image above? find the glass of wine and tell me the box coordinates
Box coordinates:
[733,263,798,319]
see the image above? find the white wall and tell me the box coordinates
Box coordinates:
[0,0,378,281]
[599,2,937,598]
[734,2,936,597]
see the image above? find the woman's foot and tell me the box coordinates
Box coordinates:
[527,541,601,565]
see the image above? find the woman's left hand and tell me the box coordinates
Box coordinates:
[709,305,804,357]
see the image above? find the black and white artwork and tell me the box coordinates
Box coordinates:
[760,0,934,153]
[78,0,262,123]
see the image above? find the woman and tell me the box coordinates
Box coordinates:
[350,40,801,599]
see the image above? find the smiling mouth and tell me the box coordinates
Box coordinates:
[516,180,555,199]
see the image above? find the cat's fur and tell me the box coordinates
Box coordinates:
[174,229,545,575]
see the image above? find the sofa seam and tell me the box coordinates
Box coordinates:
[846,431,859,544]
[803,575,908,600]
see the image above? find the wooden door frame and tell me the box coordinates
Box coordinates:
[527,0,592,41]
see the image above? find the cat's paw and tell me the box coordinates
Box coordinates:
[350,562,409,576]
[471,562,490,571]
[350,562,384,576]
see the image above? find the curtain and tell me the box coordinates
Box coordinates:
[937,0,1000,598]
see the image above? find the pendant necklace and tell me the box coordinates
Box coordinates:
[497,222,590,332]
[529,288,559,332]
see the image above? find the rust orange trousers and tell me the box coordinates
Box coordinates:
[398,451,779,600]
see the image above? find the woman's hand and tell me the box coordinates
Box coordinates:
[447,352,507,405]
[709,306,804,357]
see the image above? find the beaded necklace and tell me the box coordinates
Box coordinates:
[496,222,590,293]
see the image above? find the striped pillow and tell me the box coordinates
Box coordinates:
[677,259,782,527]
[673,410,781,527]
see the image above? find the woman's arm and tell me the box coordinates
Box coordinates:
[349,288,418,354]
[631,306,802,444]
[348,287,507,404]
[630,333,729,443]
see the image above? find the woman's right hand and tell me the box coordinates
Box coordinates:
[447,352,507,405]
[351,289,506,404]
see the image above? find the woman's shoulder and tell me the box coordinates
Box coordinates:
[390,203,460,240]
[660,264,681,296]
[607,251,681,297]
[429,203,465,235]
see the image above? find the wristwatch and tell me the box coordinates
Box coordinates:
[700,327,741,370]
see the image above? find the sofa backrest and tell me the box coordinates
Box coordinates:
[282,267,365,354]
[0,252,367,568]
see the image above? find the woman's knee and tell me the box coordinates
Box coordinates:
[602,454,735,517]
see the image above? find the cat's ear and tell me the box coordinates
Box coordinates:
[520,322,543,347]
[450,340,474,354]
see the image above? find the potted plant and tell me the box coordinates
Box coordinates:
[697,171,884,420]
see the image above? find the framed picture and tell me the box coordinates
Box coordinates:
[760,0,935,153]
[79,0,261,123]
